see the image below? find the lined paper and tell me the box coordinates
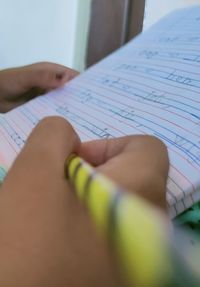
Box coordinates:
[0,6,200,217]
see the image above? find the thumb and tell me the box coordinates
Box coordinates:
[24,62,79,91]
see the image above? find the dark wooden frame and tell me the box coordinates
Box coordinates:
[86,0,145,67]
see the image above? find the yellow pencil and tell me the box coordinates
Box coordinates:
[66,154,172,287]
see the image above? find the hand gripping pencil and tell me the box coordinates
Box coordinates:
[66,154,171,287]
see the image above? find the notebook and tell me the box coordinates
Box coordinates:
[0,6,200,218]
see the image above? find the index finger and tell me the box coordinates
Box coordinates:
[79,135,168,173]
[79,135,169,208]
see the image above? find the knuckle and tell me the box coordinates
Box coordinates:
[142,134,163,143]
[145,135,167,150]
[28,116,79,152]
[139,135,166,147]
[127,134,168,153]
[38,116,71,130]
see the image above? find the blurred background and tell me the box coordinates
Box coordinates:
[144,0,200,28]
[0,0,199,72]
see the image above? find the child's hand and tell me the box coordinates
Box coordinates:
[0,117,123,287]
[0,62,79,113]
[0,117,169,287]
[79,135,169,210]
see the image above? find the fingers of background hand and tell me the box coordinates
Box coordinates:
[0,63,78,113]
[24,62,79,91]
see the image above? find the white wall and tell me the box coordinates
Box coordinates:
[0,0,91,70]
[144,0,200,29]
[73,0,91,71]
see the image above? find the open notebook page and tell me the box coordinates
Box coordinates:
[0,6,200,218]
